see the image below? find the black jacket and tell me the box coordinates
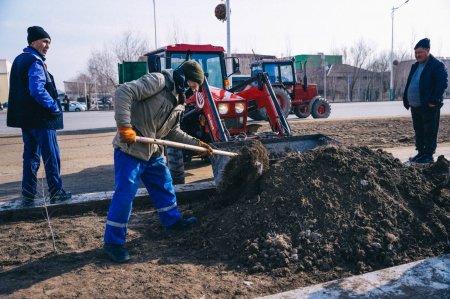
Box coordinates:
[403,54,448,109]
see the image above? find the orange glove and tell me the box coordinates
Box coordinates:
[117,127,137,145]
[198,141,213,157]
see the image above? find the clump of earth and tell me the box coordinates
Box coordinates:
[188,145,450,275]
[214,140,269,205]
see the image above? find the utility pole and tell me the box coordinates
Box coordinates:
[152,0,157,49]
[319,52,326,99]
[390,0,410,101]
[226,0,231,75]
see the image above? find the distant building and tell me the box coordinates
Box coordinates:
[233,53,276,75]
[0,59,12,104]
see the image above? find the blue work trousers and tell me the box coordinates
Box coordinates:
[104,149,182,245]
[21,128,62,199]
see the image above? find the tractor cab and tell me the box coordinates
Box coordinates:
[251,59,296,86]
[145,44,239,90]
[250,58,331,120]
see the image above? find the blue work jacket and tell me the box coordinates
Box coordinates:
[7,46,63,129]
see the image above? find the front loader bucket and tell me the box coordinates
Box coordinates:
[210,134,337,187]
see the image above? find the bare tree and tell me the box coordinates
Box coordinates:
[366,51,390,101]
[64,31,151,99]
[341,39,374,101]
[87,46,118,96]
[168,20,187,44]
[114,31,149,62]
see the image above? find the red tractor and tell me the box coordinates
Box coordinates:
[144,44,292,182]
[248,58,331,120]
[142,44,333,183]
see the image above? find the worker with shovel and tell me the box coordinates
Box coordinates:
[104,61,213,263]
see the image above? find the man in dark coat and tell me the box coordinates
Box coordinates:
[403,38,448,163]
[7,26,71,204]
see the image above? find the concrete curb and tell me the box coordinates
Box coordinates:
[259,255,450,299]
[0,181,216,219]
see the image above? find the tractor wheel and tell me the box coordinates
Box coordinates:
[247,87,292,121]
[167,147,185,184]
[311,98,331,119]
[293,105,311,118]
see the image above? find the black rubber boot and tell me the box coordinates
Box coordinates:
[50,189,72,204]
[103,243,130,263]
[409,152,424,162]
[415,154,434,164]
[166,216,198,232]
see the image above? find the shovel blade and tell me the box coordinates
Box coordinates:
[210,134,337,187]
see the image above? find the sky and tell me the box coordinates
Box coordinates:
[1,0,449,89]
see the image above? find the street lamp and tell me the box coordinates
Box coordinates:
[390,0,410,101]
[152,0,157,49]
[226,0,231,74]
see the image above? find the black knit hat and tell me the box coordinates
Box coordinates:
[27,26,51,44]
[414,38,430,50]
[180,61,204,85]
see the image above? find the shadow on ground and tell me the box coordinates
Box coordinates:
[0,164,116,202]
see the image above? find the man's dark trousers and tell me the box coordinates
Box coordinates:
[21,128,62,199]
[411,106,441,155]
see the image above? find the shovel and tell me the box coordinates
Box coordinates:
[135,136,238,157]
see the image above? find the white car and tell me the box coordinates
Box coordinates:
[68,101,86,112]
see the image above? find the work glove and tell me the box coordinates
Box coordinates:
[198,141,213,157]
[117,127,137,145]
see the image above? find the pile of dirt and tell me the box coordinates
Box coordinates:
[189,145,450,275]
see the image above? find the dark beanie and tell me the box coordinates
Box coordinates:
[414,38,430,50]
[27,26,51,44]
[180,61,204,85]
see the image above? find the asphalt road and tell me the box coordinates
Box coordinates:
[1,99,450,135]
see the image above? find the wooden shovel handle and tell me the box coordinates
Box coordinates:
[135,136,238,157]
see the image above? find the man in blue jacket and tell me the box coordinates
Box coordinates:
[403,38,448,163]
[7,26,71,205]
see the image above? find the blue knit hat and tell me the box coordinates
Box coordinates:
[414,38,430,50]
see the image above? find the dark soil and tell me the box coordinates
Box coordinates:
[215,140,269,204]
[185,146,450,278]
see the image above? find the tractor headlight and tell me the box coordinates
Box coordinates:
[235,102,245,114]
[218,103,229,115]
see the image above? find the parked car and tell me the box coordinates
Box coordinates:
[68,101,86,112]
[94,97,114,110]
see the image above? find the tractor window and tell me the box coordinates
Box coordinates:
[251,65,263,77]
[264,64,280,83]
[170,53,224,88]
[280,64,294,83]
